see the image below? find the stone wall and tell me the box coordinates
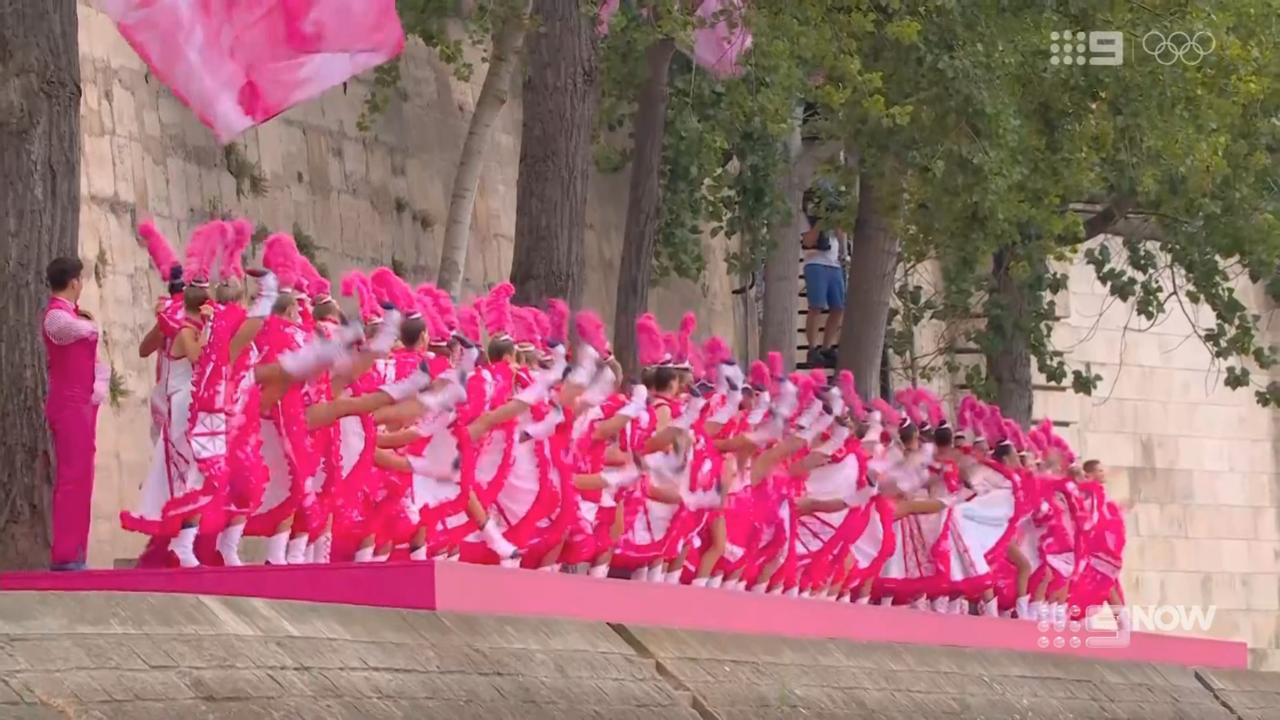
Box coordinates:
[70,2,1278,670]
[4,591,1280,719]
[1042,259,1279,670]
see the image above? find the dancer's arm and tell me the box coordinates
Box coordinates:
[139,322,163,358]
[647,483,681,504]
[796,497,846,515]
[378,428,422,448]
[373,448,412,472]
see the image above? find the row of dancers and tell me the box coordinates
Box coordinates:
[127,218,1128,624]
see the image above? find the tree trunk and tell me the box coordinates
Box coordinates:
[436,0,532,298]
[757,121,805,370]
[611,37,676,377]
[836,164,900,401]
[985,245,1034,425]
[0,0,81,568]
[509,0,599,309]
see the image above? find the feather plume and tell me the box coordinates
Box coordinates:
[222,219,253,280]
[138,221,181,281]
[747,360,770,390]
[766,351,783,380]
[184,221,227,282]
[261,234,301,289]
[309,277,332,300]
[869,398,901,428]
[703,336,731,366]
[532,309,551,348]
[663,333,680,363]
[575,310,611,355]
[417,284,457,332]
[414,284,450,341]
[511,306,541,346]
[370,267,418,314]
[688,342,706,379]
[635,313,667,367]
[545,299,570,345]
[340,270,382,323]
[913,387,945,427]
[676,312,697,364]
[479,282,515,338]
[836,370,866,420]
[456,305,481,343]
[294,254,324,296]
[792,371,818,409]
[1003,419,1027,452]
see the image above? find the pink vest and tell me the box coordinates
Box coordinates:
[43,297,98,407]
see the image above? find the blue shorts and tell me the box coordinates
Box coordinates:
[804,263,845,311]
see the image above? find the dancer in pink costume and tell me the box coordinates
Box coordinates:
[43,257,108,570]
[122,222,231,567]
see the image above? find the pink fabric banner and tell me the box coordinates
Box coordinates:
[98,0,406,143]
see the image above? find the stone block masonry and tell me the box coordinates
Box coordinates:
[2,592,1278,719]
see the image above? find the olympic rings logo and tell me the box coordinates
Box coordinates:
[1141,31,1216,65]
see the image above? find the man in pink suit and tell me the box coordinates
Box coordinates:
[43,257,107,570]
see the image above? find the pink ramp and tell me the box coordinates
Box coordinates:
[1,562,1246,669]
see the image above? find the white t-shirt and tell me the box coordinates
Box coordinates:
[802,218,842,267]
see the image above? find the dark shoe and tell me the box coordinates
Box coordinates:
[805,346,825,367]
[820,347,839,367]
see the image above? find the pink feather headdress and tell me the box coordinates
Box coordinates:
[340,270,382,324]
[747,360,770,391]
[674,312,697,368]
[575,310,611,356]
[222,219,253,282]
[545,299,570,346]
[417,284,457,334]
[766,352,784,381]
[184,221,227,286]
[455,305,481,344]
[703,336,731,367]
[262,234,302,290]
[690,345,707,379]
[914,387,945,428]
[370,267,419,317]
[956,395,978,431]
[636,313,668,367]
[414,284,451,342]
[532,308,551,351]
[511,306,542,350]
[1003,419,1027,453]
[894,388,924,426]
[663,333,680,365]
[294,253,323,296]
[792,371,819,412]
[138,221,181,283]
[836,370,866,420]
[479,282,515,339]
[869,398,901,428]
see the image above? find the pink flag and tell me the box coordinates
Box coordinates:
[691,0,752,79]
[98,0,406,143]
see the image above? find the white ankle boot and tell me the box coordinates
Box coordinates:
[264,531,289,565]
[285,535,308,564]
[216,524,245,567]
[169,526,200,568]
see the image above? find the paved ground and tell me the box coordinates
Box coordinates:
[0,591,1275,719]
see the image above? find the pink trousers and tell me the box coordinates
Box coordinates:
[48,402,99,567]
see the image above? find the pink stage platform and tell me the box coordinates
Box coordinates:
[0,562,1247,669]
